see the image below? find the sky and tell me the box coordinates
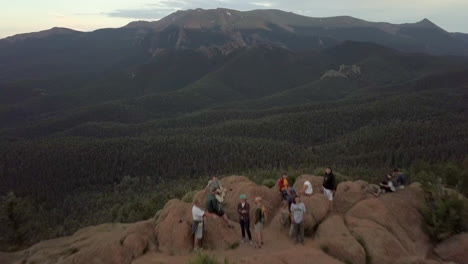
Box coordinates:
[1,0,468,38]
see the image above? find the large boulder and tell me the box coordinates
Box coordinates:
[154,199,193,255]
[316,215,366,264]
[293,174,324,195]
[301,195,330,235]
[193,176,282,225]
[155,199,239,254]
[344,185,431,264]
[6,220,156,264]
[333,180,374,214]
[435,233,468,264]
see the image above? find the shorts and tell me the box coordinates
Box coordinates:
[192,221,203,239]
[323,188,333,201]
[254,222,263,233]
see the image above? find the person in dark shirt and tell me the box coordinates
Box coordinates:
[237,194,252,245]
[206,187,234,228]
[322,167,336,201]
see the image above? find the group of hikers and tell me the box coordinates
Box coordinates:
[191,168,407,251]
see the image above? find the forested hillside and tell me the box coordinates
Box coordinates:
[1,9,468,252]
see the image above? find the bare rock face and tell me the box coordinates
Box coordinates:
[293,174,324,195]
[193,175,282,225]
[321,64,361,80]
[154,199,239,254]
[321,70,347,80]
[316,215,366,264]
[301,195,330,235]
[1,176,465,264]
[154,199,193,255]
[435,233,468,264]
[344,185,431,264]
[333,180,374,214]
[5,220,156,264]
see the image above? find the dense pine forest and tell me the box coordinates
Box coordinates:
[1,9,468,251]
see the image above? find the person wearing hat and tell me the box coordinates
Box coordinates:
[237,194,253,245]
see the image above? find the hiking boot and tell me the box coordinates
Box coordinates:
[241,238,245,244]
[249,240,253,246]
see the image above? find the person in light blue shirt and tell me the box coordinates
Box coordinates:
[290,196,306,244]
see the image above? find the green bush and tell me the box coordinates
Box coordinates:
[182,190,197,203]
[320,245,330,253]
[262,179,277,188]
[421,181,468,241]
[188,253,232,264]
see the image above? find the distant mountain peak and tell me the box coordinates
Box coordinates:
[4,27,81,42]
[417,18,437,27]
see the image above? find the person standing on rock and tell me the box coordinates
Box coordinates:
[192,199,215,252]
[322,167,336,201]
[290,195,306,245]
[237,194,253,245]
[207,187,234,228]
[254,196,267,248]
[205,175,227,204]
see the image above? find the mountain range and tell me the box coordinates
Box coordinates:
[0,8,467,251]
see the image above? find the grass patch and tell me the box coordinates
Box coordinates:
[182,190,197,203]
[188,253,234,264]
[320,245,330,254]
[228,242,239,250]
[421,180,468,241]
[261,179,276,188]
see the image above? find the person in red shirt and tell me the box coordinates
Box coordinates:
[277,172,290,200]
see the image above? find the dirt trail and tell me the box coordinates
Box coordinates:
[134,221,325,264]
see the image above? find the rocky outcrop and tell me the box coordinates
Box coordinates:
[333,180,374,214]
[193,175,282,225]
[344,184,431,264]
[435,233,468,264]
[302,195,330,234]
[155,199,239,254]
[293,174,324,194]
[316,215,366,264]
[0,176,464,264]
[321,64,361,80]
[2,220,156,264]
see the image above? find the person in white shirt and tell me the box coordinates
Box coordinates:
[301,180,313,196]
[192,199,214,252]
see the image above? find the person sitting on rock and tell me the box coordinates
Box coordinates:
[206,187,234,228]
[393,169,407,189]
[378,173,396,195]
[277,173,290,200]
[290,195,306,245]
[205,175,227,204]
[301,180,313,197]
[237,194,253,245]
[253,197,267,248]
[192,199,215,252]
[322,167,336,201]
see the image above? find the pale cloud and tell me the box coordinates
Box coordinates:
[251,2,273,7]
[1,0,468,38]
[48,12,66,18]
